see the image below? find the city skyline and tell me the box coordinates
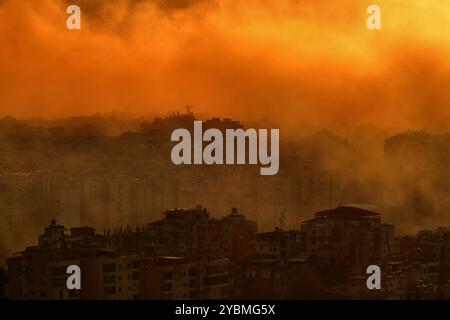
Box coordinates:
[3,204,450,300]
[1,0,450,305]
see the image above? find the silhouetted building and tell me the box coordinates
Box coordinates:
[300,206,395,266]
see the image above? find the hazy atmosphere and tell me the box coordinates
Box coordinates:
[0,0,449,132]
[1,0,450,301]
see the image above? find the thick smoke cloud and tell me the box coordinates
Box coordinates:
[0,0,449,133]
[0,0,449,253]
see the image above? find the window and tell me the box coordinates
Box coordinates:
[103,263,116,273]
[189,268,197,277]
[103,286,116,295]
[162,271,173,280]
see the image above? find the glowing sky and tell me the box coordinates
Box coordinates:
[0,0,449,132]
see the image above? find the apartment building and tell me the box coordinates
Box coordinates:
[300,206,395,266]
[140,256,231,299]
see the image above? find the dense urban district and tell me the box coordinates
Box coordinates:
[1,111,450,299]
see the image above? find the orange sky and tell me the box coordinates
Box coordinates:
[0,0,449,132]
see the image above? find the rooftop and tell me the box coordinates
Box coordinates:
[314,206,380,219]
